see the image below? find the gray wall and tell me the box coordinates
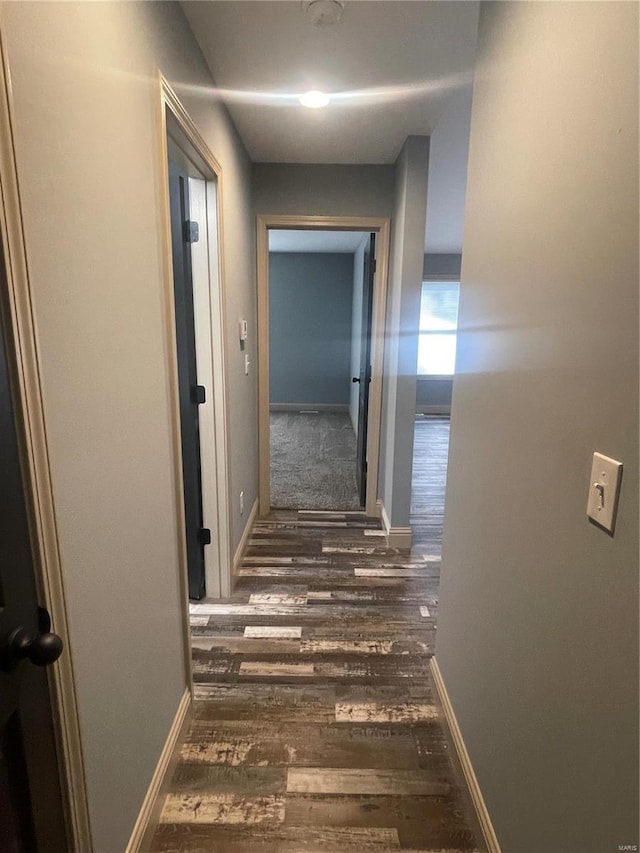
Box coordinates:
[349,236,369,430]
[269,253,354,405]
[437,4,639,852]
[416,379,452,411]
[378,137,430,528]
[253,164,395,219]
[1,2,257,850]
[417,253,462,413]
[423,252,462,279]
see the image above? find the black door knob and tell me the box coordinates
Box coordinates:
[4,626,63,668]
[352,376,360,383]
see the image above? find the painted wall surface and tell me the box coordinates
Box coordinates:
[269,253,354,405]
[416,380,452,411]
[417,253,462,412]
[378,137,430,528]
[423,253,462,280]
[349,236,369,430]
[253,164,395,219]
[1,2,256,850]
[437,4,639,852]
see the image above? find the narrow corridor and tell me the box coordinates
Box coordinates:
[151,428,480,852]
[411,416,450,554]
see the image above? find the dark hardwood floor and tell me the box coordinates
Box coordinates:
[151,417,476,852]
[151,418,472,853]
[411,416,450,556]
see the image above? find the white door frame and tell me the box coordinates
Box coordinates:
[157,74,233,672]
[257,214,390,517]
[0,31,92,851]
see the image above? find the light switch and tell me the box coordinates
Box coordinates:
[587,452,623,534]
[244,353,250,375]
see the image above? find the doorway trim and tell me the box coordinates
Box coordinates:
[0,30,92,851]
[256,215,390,517]
[156,75,233,646]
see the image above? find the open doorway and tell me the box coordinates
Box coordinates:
[411,277,460,554]
[267,229,373,510]
[256,216,390,518]
[161,80,232,604]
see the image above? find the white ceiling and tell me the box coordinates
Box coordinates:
[269,229,368,253]
[181,1,479,164]
[181,1,479,253]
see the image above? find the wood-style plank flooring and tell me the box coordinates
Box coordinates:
[152,417,478,852]
[411,416,450,556]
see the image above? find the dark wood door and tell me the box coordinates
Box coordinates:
[168,159,206,600]
[0,267,67,851]
[355,233,376,506]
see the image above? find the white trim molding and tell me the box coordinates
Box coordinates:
[416,405,451,416]
[379,501,413,550]
[126,689,192,853]
[430,657,502,853]
[256,214,390,519]
[232,497,259,582]
[0,25,92,851]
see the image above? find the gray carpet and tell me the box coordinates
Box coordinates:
[270,411,362,510]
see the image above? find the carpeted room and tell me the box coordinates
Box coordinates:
[268,230,371,510]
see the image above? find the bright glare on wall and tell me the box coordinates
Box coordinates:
[417,282,460,375]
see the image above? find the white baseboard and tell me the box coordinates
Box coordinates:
[126,688,191,853]
[416,405,451,415]
[380,501,391,534]
[269,403,349,413]
[430,658,501,853]
[379,500,413,549]
[232,497,258,578]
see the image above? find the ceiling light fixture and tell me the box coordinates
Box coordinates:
[299,90,330,108]
[302,0,344,27]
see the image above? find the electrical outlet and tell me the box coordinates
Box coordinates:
[240,490,244,515]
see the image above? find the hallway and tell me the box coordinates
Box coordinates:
[151,507,479,852]
[411,416,450,555]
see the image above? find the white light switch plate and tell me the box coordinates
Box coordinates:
[587,452,623,534]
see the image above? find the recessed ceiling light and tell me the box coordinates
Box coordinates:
[299,90,330,109]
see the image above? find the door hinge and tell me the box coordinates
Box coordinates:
[191,385,206,405]
[185,220,200,243]
[372,258,377,273]
[198,528,212,546]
